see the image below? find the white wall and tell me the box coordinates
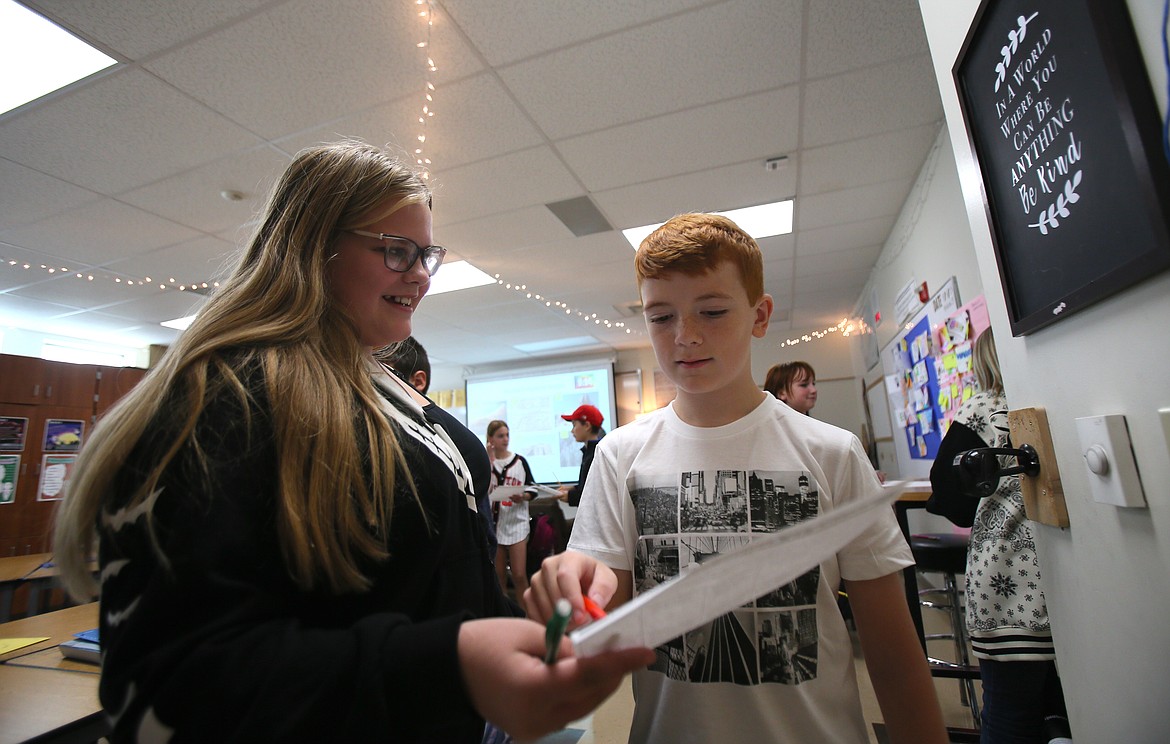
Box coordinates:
[915,1,1170,739]
[853,125,988,483]
[751,330,865,439]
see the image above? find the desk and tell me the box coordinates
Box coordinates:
[0,555,97,623]
[0,603,106,744]
[0,603,99,663]
[0,553,53,622]
[891,481,933,652]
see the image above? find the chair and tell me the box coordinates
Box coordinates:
[910,531,981,727]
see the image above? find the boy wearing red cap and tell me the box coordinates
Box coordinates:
[558,404,604,506]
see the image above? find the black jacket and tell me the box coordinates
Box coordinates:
[565,438,600,507]
[98,363,509,743]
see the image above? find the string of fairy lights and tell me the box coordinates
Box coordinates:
[0,257,217,294]
[779,317,871,347]
[413,0,436,179]
[490,274,637,335]
[3,2,861,352]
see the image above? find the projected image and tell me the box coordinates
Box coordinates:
[466,363,616,484]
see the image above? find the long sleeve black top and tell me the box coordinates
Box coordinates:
[96,364,510,742]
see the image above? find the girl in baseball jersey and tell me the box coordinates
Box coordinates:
[487,420,535,600]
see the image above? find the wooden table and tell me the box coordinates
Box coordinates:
[0,602,106,744]
[0,553,54,622]
[0,602,98,663]
[891,481,933,651]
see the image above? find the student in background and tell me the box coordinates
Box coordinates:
[53,140,651,743]
[527,213,947,744]
[379,336,498,555]
[379,334,431,393]
[486,419,536,600]
[930,328,1070,743]
[764,360,818,415]
[557,404,604,507]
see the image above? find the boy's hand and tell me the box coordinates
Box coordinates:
[458,617,654,741]
[525,550,616,627]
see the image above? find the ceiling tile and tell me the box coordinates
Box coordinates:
[427,146,582,225]
[118,146,290,234]
[801,56,943,149]
[594,159,798,230]
[796,180,913,232]
[799,123,940,196]
[142,0,483,139]
[277,73,545,172]
[557,86,801,192]
[33,0,277,60]
[498,0,802,138]
[0,159,101,231]
[805,0,932,78]
[0,199,202,266]
[442,0,715,66]
[0,68,263,194]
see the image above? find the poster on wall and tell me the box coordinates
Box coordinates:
[0,454,19,504]
[43,419,84,452]
[38,453,77,502]
[953,0,1170,335]
[885,279,960,460]
[932,296,992,431]
[0,416,29,451]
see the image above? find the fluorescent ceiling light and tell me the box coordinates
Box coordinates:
[161,314,197,331]
[0,0,117,116]
[513,336,599,353]
[621,199,794,250]
[427,260,495,296]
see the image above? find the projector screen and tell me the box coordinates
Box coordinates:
[465,359,616,485]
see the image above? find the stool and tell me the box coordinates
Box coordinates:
[910,532,980,727]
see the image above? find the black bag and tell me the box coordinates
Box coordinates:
[926,420,987,528]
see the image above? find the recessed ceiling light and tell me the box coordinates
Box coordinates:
[0,0,117,116]
[427,260,495,296]
[160,314,197,331]
[621,199,794,250]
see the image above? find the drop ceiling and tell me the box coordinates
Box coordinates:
[0,0,943,384]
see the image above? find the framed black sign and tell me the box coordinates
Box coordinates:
[953,0,1170,335]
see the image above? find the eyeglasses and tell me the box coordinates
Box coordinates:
[344,230,447,276]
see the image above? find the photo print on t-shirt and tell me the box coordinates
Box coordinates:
[629,469,821,687]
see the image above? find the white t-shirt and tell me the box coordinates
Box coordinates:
[569,395,912,744]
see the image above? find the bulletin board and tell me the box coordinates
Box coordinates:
[880,279,992,467]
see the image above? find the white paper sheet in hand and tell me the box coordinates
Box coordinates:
[488,483,562,502]
[570,482,906,657]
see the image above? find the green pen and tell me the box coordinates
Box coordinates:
[544,598,572,664]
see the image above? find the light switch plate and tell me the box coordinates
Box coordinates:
[1074,415,1146,508]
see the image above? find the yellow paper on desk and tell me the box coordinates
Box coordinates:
[0,637,49,654]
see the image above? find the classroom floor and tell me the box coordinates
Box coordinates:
[545,605,981,744]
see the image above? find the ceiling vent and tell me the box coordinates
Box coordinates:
[613,300,643,317]
[545,196,614,237]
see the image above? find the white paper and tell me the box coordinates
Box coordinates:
[570,482,906,657]
[489,483,563,502]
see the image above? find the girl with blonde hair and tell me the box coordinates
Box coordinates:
[54,140,650,743]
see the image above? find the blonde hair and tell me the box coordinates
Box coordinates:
[54,140,431,599]
[971,328,1003,394]
[635,213,764,303]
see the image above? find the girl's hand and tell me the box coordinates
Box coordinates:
[457,618,653,740]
